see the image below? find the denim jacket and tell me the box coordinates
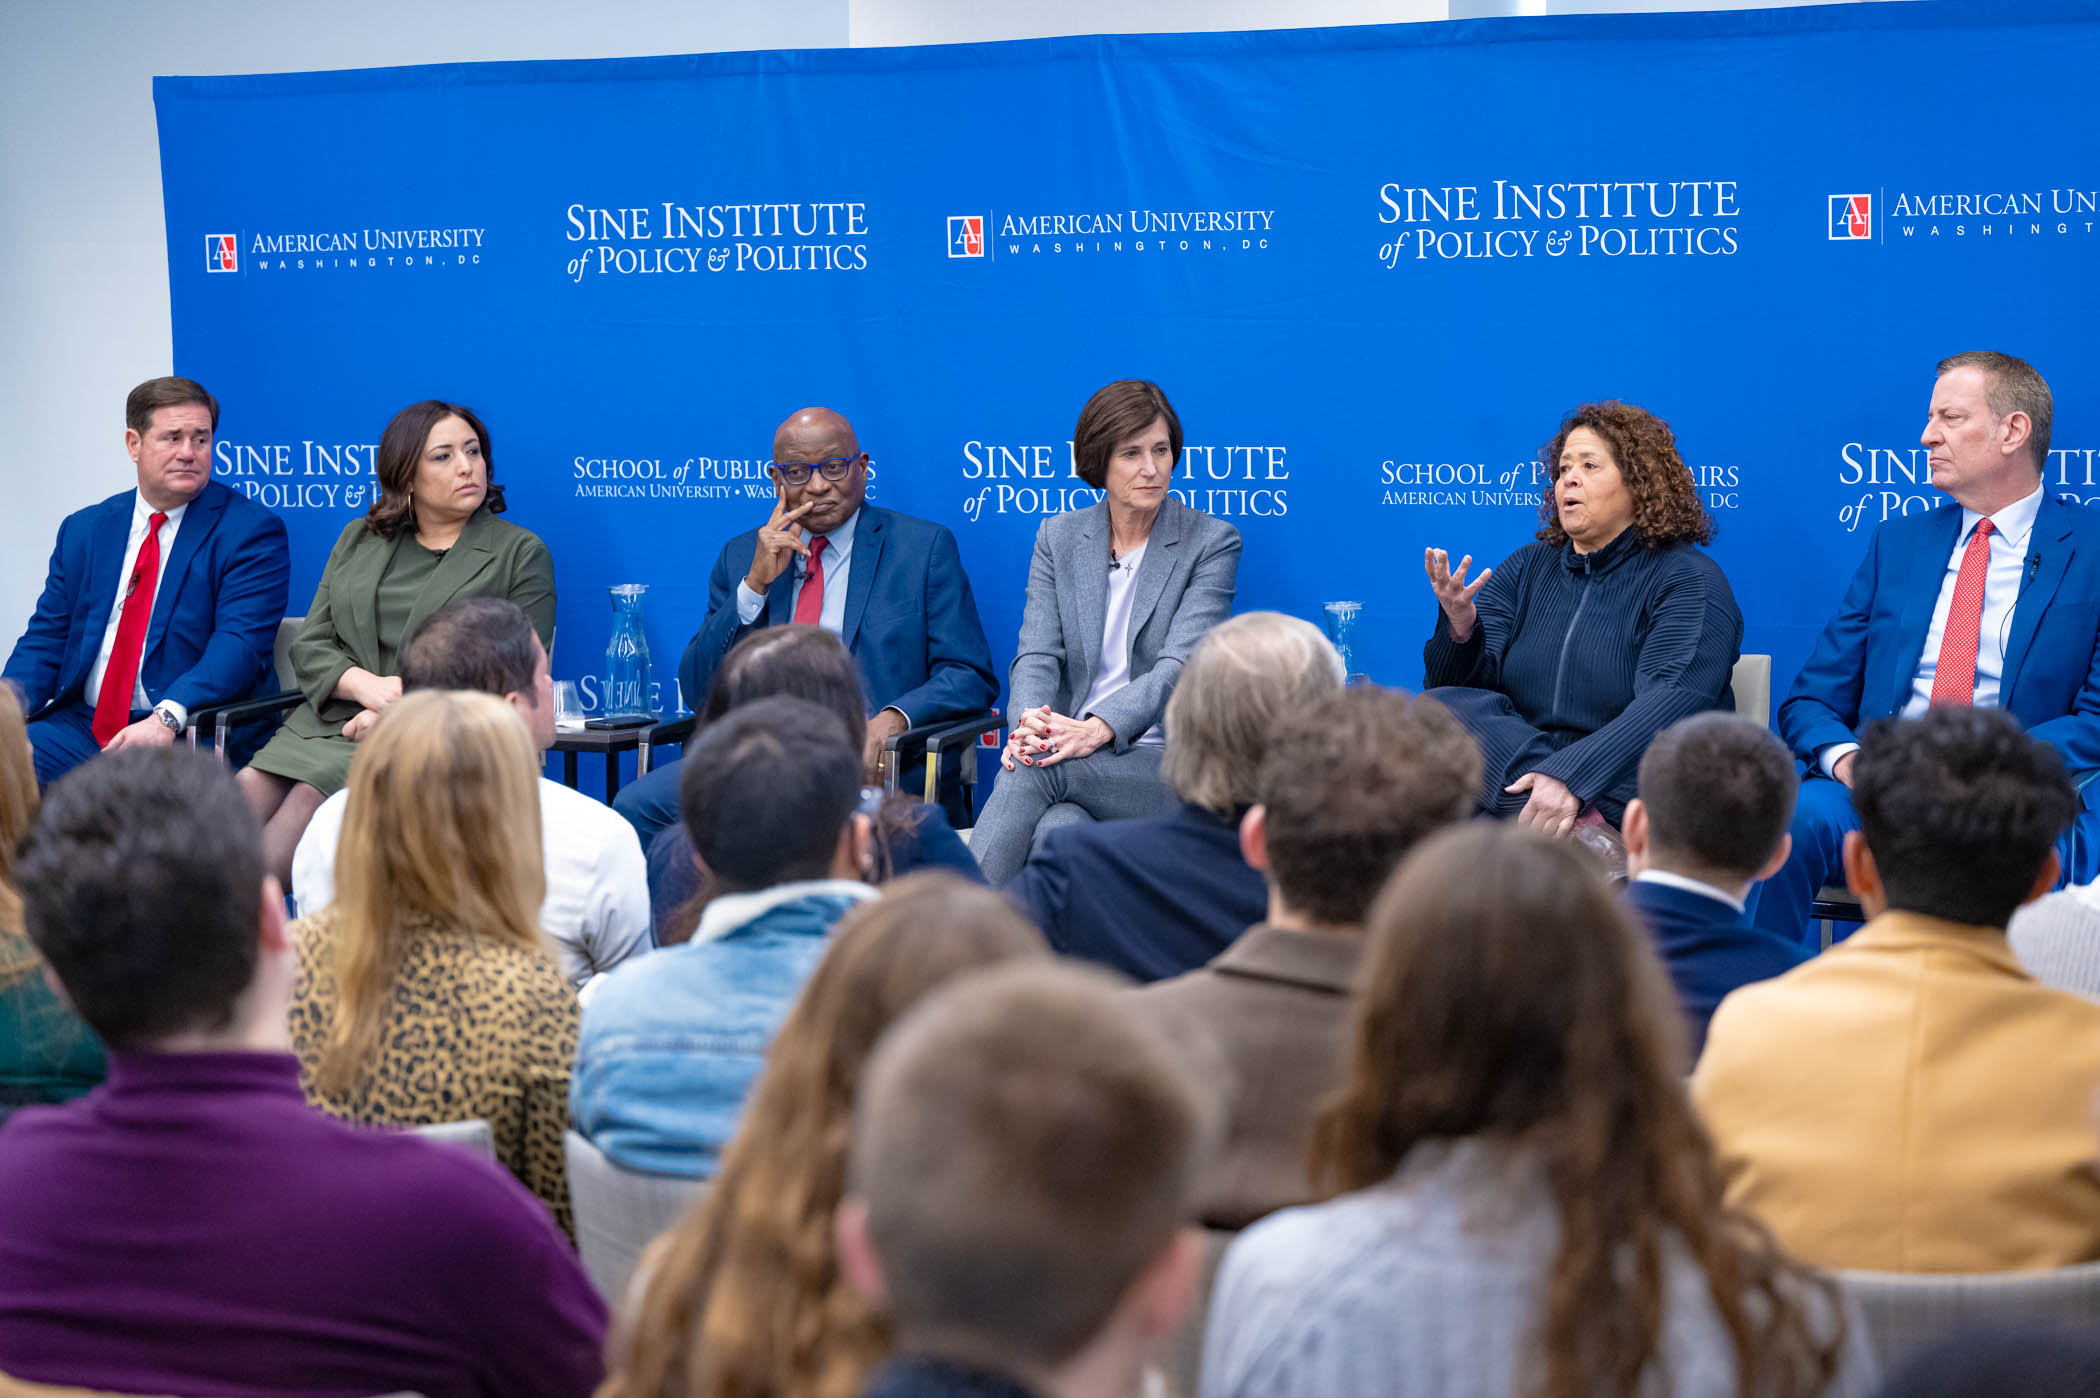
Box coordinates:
[570,880,874,1177]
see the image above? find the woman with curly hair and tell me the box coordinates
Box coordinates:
[1421,401,1741,853]
[598,872,1046,1398]
[1201,822,1874,1398]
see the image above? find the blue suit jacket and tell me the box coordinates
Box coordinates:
[1010,800,1268,983]
[1779,494,2100,880]
[1623,878,1808,1061]
[1780,494,2100,773]
[676,504,997,724]
[4,481,290,722]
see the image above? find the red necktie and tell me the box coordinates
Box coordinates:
[1929,517,1994,708]
[94,510,169,745]
[791,535,829,627]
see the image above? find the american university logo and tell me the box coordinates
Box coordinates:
[1829,194,1872,240]
[205,233,238,272]
[947,215,985,258]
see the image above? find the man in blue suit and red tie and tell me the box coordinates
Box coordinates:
[3,377,290,786]
[1756,351,2100,941]
[612,405,998,848]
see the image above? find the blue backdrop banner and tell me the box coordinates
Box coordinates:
[155,0,2100,756]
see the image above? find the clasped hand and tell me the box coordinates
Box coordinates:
[1424,547,1492,643]
[1002,705,1112,771]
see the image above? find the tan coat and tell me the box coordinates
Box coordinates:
[1692,909,2100,1273]
[1123,924,1359,1229]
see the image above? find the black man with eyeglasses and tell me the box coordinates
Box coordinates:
[613,406,997,853]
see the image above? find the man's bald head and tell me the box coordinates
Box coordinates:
[770,406,867,535]
[774,407,859,460]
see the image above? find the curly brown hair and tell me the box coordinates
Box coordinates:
[598,874,1048,1398]
[1309,823,1845,1398]
[1537,401,1713,550]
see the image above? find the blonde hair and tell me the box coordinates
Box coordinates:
[0,684,40,981]
[313,689,546,1096]
[1161,611,1345,813]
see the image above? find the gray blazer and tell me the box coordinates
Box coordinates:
[1007,495,1241,754]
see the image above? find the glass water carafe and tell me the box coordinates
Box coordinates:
[603,583,654,720]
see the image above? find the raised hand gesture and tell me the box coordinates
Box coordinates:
[746,498,815,592]
[1424,547,1493,643]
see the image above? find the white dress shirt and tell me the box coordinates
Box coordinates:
[1080,539,1165,747]
[290,775,654,988]
[1819,484,2044,778]
[1632,867,1747,914]
[86,493,188,727]
[734,506,857,635]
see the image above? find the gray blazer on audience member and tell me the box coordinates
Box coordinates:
[1007,495,1241,754]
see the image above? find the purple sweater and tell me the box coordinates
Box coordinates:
[0,1050,607,1397]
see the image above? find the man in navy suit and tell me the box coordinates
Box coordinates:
[1755,351,2100,941]
[612,406,997,846]
[4,377,289,786]
[1622,713,1808,1059]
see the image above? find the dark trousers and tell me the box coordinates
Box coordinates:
[26,705,104,789]
[1424,686,1628,824]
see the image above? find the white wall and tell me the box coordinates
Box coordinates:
[0,0,1884,635]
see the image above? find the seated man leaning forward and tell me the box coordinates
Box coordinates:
[1757,351,2100,943]
[1422,400,1741,858]
[291,595,650,989]
[3,376,289,786]
[574,696,877,1178]
[0,748,605,1397]
[1694,707,2100,1274]
[1008,612,1342,983]
[836,963,1215,1398]
[1124,685,1481,1229]
[613,406,997,846]
[1620,713,1808,1062]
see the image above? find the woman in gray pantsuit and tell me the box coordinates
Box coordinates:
[970,380,1241,886]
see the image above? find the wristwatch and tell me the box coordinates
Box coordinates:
[153,704,183,734]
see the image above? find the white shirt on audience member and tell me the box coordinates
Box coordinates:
[1080,539,1164,747]
[86,494,189,727]
[1818,483,2043,778]
[291,776,652,988]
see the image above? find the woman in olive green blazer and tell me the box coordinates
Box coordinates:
[237,401,555,885]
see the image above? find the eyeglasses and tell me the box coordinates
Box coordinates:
[772,454,864,487]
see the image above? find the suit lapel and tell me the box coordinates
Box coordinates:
[1074,506,1111,681]
[398,511,499,646]
[1125,496,1185,639]
[840,507,884,652]
[2002,498,2073,707]
[765,564,796,625]
[142,485,227,664]
[1889,506,1963,715]
[70,495,135,687]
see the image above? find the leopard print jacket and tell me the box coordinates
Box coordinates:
[287,906,579,1235]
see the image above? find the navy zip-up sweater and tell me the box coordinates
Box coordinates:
[1423,529,1743,810]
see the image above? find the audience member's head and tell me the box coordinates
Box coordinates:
[838,964,1213,1391]
[400,596,554,749]
[1873,1327,2100,1398]
[703,625,864,745]
[604,874,1049,1398]
[1311,823,1844,1398]
[1,684,42,971]
[0,685,33,907]
[1850,707,2075,929]
[1160,612,1345,815]
[316,689,546,1095]
[1624,712,1797,893]
[1247,687,1479,929]
[16,749,283,1050]
[679,697,869,899]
